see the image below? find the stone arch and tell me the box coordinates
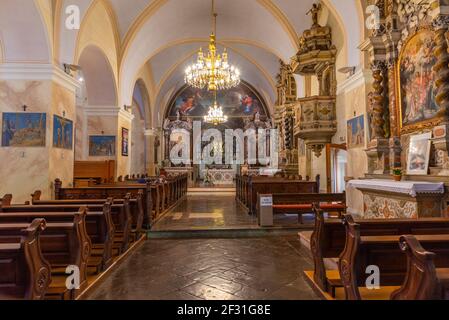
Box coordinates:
[0,0,51,62]
[78,45,117,106]
[73,0,120,95]
[130,79,152,175]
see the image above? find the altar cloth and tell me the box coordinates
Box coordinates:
[347,179,445,197]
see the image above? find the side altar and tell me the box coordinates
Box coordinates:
[348,179,445,219]
[344,1,449,219]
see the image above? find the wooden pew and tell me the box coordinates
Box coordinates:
[391,235,449,300]
[30,190,145,239]
[1,199,131,255]
[0,202,114,273]
[339,215,449,300]
[309,210,449,297]
[258,193,345,224]
[90,174,188,224]
[0,208,91,299]
[0,219,51,300]
[243,175,320,215]
[54,179,153,227]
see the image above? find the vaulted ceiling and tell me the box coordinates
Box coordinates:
[0,0,364,127]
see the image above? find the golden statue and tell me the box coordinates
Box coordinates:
[307,3,322,27]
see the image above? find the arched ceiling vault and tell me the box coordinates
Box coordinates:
[148,43,278,124]
[0,0,363,126]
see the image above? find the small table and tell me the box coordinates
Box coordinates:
[347,179,445,219]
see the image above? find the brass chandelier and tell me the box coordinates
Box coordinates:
[204,93,228,125]
[184,0,240,91]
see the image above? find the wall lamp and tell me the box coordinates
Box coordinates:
[63,63,84,82]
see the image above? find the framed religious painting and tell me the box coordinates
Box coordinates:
[89,135,116,157]
[53,115,73,150]
[121,127,129,157]
[406,132,432,175]
[398,28,439,133]
[2,112,46,147]
[347,115,365,149]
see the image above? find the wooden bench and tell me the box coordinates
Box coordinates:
[242,175,320,215]
[391,235,449,300]
[309,210,449,297]
[257,193,345,224]
[30,190,145,240]
[339,215,449,300]
[0,208,91,300]
[1,199,131,255]
[93,174,188,224]
[0,202,114,273]
[0,219,51,300]
[54,179,153,228]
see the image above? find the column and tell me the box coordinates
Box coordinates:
[0,63,80,202]
[366,60,390,174]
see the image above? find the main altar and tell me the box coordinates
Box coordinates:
[206,168,235,185]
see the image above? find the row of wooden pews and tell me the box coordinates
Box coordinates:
[54,173,188,226]
[0,173,188,300]
[305,207,449,300]
[236,174,321,216]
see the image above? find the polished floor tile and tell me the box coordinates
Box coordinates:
[152,193,307,231]
[86,236,320,300]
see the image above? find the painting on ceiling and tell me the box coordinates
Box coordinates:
[2,113,46,147]
[53,115,73,150]
[167,82,268,119]
[399,29,439,129]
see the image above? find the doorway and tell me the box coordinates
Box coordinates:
[326,144,347,193]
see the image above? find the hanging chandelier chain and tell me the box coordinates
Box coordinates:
[212,0,217,35]
[184,0,240,92]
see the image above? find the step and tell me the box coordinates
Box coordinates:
[148,225,313,239]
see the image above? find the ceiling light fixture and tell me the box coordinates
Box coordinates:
[185,0,240,91]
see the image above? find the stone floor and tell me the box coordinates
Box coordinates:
[152,193,306,231]
[87,236,320,300]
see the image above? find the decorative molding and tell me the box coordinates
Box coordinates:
[144,129,159,136]
[337,69,373,95]
[396,0,433,52]
[0,63,81,92]
[119,109,135,122]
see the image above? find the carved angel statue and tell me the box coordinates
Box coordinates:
[163,118,171,130]
[396,0,431,25]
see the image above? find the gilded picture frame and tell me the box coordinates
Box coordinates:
[397,27,442,134]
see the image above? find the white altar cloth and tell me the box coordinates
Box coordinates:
[347,179,444,197]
